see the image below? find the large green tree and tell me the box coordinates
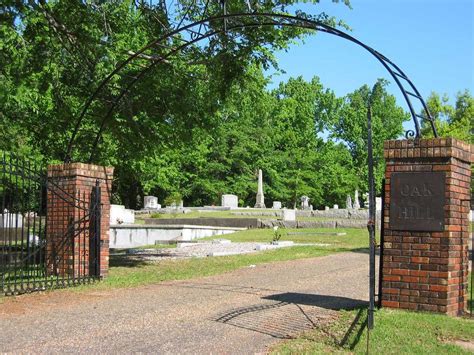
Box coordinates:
[421,90,473,143]
[329,79,409,195]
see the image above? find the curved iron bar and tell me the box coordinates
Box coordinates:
[2,152,93,211]
[64,12,438,163]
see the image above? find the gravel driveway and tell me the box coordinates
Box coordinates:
[0,252,369,354]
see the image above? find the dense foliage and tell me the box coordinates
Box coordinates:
[1,1,469,209]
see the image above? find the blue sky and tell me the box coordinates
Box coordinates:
[267,0,473,115]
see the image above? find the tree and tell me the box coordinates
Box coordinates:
[0,1,351,207]
[329,79,409,195]
[421,90,473,143]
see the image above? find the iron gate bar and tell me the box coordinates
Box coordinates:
[367,104,376,330]
[0,152,103,295]
[62,12,438,163]
[378,178,386,308]
[1,154,91,212]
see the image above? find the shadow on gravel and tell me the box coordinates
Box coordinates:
[109,255,150,268]
[213,293,367,339]
[213,301,327,339]
[262,292,367,310]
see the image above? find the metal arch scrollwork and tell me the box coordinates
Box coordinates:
[63,12,439,163]
[405,130,416,139]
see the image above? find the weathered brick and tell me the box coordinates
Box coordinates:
[382,138,471,316]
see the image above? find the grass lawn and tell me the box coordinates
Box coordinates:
[90,228,370,290]
[202,227,373,250]
[270,307,474,354]
[80,245,338,291]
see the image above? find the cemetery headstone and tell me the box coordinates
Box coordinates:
[346,195,353,209]
[375,197,382,211]
[144,196,160,209]
[221,194,238,208]
[282,209,296,221]
[300,195,310,210]
[272,201,282,209]
[110,204,135,225]
[254,169,266,208]
[353,190,360,209]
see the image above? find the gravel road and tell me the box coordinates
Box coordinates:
[0,252,369,354]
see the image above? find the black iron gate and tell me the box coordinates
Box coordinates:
[0,152,101,295]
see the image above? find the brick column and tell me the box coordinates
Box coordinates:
[382,138,472,315]
[46,163,114,278]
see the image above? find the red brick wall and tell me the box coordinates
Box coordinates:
[46,163,114,278]
[382,138,472,316]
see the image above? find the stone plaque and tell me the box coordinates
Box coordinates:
[390,172,445,231]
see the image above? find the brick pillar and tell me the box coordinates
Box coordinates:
[46,163,114,278]
[382,138,472,315]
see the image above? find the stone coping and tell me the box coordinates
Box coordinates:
[384,138,473,163]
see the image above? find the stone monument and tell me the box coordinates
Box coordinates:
[144,196,160,209]
[375,197,382,211]
[353,190,360,209]
[300,196,310,210]
[221,194,238,208]
[110,204,135,225]
[272,201,282,209]
[254,169,266,208]
[346,195,353,209]
[282,209,296,221]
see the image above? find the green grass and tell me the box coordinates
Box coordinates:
[272,273,474,354]
[79,245,339,291]
[271,308,474,354]
[73,228,371,291]
[202,227,373,250]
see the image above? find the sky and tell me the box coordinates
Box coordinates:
[267,0,473,124]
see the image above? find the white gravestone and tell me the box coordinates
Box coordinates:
[221,194,238,208]
[362,192,369,209]
[376,197,382,211]
[110,205,135,225]
[272,201,282,209]
[0,213,23,228]
[353,190,360,209]
[144,196,159,209]
[333,204,339,210]
[325,206,330,211]
[254,169,266,208]
[169,200,184,208]
[282,209,296,221]
[346,195,353,209]
[300,196,310,210]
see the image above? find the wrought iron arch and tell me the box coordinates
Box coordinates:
[64,12,438,163]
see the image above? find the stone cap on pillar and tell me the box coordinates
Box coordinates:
[383,138,473,163]
[48,163,114,179]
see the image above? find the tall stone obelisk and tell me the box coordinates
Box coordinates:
[254,169,266,208]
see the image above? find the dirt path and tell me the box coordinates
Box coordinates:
[0,252,369,354]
